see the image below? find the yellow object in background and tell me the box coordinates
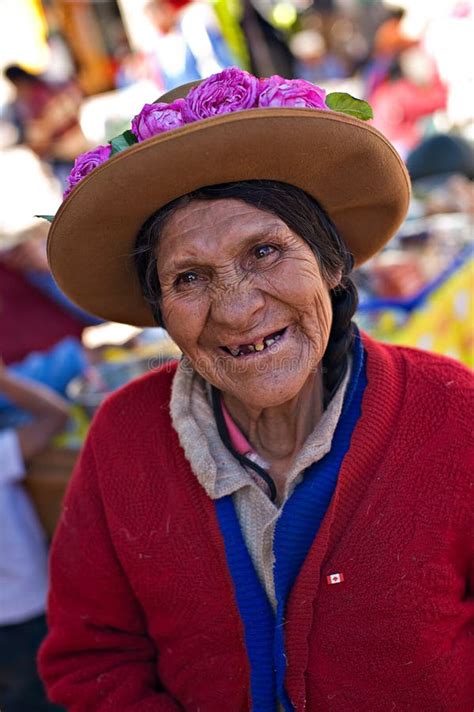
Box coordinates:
[390,258,474,368]
[213,0,251,70]
[272,2,297,29]
[53,404,91,450]
[0,0,49,73]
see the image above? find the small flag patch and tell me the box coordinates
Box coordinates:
[327,572,344,585]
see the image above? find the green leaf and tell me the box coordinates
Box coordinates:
[109,129,138,156]
[325,92,373,121]
[35,214,55,223]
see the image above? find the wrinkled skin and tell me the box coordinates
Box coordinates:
[156,199,339,484]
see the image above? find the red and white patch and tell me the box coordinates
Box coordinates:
[326,572,344,585]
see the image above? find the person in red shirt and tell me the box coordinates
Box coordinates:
[369,47,448,158]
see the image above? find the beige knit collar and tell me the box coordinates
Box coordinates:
[170,358,351,505]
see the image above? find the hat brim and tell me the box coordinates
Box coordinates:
[48,107,410,327]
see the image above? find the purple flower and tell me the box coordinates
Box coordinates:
[257,76,328,110]
[64,144,112,198]
[183,67,259,121]
[131,99,186,142]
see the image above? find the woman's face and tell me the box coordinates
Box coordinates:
[156,198,337,409]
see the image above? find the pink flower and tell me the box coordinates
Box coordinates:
[257,76,328,110]
[183,67,259,121]
[64,144,112,198]
[131,99,186,142]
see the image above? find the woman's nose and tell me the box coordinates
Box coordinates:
[210,280,266,331]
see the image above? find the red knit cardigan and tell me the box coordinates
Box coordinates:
[39,335,474,711]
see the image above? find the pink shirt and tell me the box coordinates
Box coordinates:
[221,400,254,457]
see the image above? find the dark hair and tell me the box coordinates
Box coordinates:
[406,133,474,182]
[387,7,405,21]
[134,180,358,398]
[4,65,41,85]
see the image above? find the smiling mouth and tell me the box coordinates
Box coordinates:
[221,327,287,358]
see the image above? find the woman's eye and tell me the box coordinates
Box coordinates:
[175,271,199,286]
[254,244,276,259]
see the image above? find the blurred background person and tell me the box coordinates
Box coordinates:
[239,0,296,78]
[406,132,474,195]
[368,45,448,158]
[145,0,237,90]
[362,6,417,96]
[373,5,415,56]
[0,361,68,712]
[289,29,346,83]
[0,146,101,365]
[3,64,89,187]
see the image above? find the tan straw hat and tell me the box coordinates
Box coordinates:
[47,69,410,327]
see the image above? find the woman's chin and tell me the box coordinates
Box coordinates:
[221,369,315,411]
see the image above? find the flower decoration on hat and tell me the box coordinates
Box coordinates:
[183,66,260,121]
[257,76,327,109]
[38,67,373,223]
[131,99,187,141]
[62,144,112,199]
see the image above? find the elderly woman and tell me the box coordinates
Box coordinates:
[38,69,473,711]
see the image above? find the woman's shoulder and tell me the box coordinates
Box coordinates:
[389,341,471,396]
[364,334,473,429]
[362,334,472,434]
[400,345,472,427]
[364,333,472,389]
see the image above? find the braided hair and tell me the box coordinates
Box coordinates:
[134,180,358,400]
